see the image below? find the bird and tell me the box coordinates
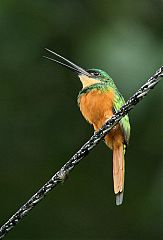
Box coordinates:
[44,48,131,206]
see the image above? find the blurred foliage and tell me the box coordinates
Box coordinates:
[0,0,162,239]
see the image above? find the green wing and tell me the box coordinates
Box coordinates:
[113,91,131,145]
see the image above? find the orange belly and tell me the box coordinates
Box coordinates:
[79,89,124,149]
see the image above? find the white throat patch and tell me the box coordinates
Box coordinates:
[79,75,101,88]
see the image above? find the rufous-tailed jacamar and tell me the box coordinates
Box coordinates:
[44,49,131,206]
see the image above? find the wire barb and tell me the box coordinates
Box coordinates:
[0,66,162,239]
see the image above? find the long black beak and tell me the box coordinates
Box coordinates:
[44,48,91,77]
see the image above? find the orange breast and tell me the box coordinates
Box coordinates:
[79,89,123,149]
[79,89,114,129]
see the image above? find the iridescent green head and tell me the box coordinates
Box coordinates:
[44,49,114,87]
[86,68,113,83]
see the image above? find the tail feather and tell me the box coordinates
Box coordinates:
[113,144,125,206]
[116,192,124,206]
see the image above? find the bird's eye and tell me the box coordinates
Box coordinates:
[87,70,101,77]
[93,72,100,76]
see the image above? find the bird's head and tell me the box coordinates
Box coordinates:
[44,49,112,88]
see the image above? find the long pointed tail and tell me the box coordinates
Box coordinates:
[113,144,125,206]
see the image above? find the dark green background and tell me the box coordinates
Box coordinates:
[0,0,162,239]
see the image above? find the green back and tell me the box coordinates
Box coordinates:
[113,90,130,145]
